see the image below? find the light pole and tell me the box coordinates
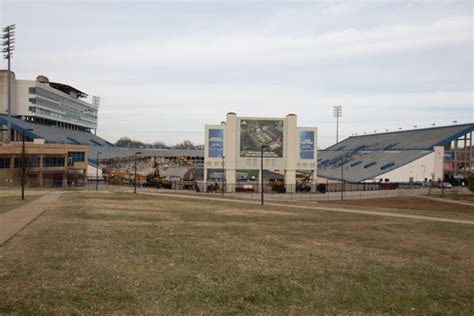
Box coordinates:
[134,151,142,193]
[340,152,351,201]
[96,151,101,191]
[260,145,269,205]
[21,128,33,200]
[421,164,426,184]
[333,105,342,144]
[221,155,225,196]
[2,24,16,144]
[340,155,344,201]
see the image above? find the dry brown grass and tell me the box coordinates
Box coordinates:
[0,192,473,314]
[0,189,46,214]
[319,196,474,220]
[435,193,474,202]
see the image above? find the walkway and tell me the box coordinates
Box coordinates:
[142,192,474,225]
[0,192,63,246]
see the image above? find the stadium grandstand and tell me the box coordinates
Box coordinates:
[0,72,204,177]
[0,113,204,170]
[318,123,474,183]
[1,71,472,187]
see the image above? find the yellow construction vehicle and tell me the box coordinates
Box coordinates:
[107,171,146,186]
[144,165,171,188]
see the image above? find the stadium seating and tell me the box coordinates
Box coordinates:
[0,114,113,147]
[318,123,474,182]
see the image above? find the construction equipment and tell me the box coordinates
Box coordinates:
[144,164,171,188]
[106,171,146,186]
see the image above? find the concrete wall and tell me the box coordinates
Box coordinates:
[0,70,17,115]
[14,80,33,116]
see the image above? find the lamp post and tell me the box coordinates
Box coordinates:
[340,155,344,201]
[333,105,342,144]
[96,151,101,191]
[260,145,269,205]
[340,152,351,201]
[221,155,225,196]
[134,151,142,193]
[2,24,15,144]
[21,128,33,200]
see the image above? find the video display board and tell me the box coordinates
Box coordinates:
[299,131,315,160]
[240,119,284,157]
[208,129,224,157]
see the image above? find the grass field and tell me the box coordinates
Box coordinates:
[0,192,473,314]
[434,193,474,202]
[321,196,474,220]
[0,189,45,214]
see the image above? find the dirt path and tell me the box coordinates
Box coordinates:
[0,192,63,246]
[142,192,474,225]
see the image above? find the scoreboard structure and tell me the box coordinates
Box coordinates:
[204,112,318,193]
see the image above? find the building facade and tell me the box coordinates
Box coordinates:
[0,142,88,188]
[0,71,98,133]
[205,113,318,193]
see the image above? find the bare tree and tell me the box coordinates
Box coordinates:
[176,140,195,149]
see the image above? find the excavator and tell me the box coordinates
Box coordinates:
[143,164,171,189]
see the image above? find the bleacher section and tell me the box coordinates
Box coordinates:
[325,124,474,151]
[318,123,474,182]
[0,114,113,147]
[0,114,204,168]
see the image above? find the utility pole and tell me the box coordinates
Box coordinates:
[334,105,342,144]
[21,128,33,200]
[2,24,16,143]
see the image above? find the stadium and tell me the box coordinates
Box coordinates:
[1,71,473,192]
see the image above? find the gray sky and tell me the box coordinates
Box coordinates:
[1,0,472,148]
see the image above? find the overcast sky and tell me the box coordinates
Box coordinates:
[1,0,472,148]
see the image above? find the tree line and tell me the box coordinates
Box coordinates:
[114,137,202,150]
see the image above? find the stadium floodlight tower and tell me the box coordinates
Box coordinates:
[333,105,342,144]
[2,24,16,143]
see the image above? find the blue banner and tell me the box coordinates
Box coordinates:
[300,131,314,160]
[208,129,224,157]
